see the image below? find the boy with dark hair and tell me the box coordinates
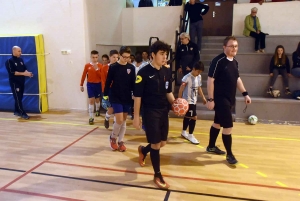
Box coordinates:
[133,40,176,189]
[80,50,102,125]
[178,61,206,144]
[101,54,109,65]
[101,50,119,128]
[104,46,135,152]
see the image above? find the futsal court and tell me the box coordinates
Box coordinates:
[0,111,299,201]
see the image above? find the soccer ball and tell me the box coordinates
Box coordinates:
[172,98,189,116]
[248,115,258,125]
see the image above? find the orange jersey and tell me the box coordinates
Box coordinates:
[80,63,102,86]
[101,64,109,92]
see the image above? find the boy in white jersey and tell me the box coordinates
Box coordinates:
[178,61,206,144]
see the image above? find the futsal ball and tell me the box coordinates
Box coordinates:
[248,115,258,125]
[172,98,189,116]
[272,90,280,98]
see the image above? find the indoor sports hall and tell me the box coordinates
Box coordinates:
[0,0,300,200]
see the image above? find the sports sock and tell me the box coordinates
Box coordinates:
[222,134,233,155]
[89,104,94,118]
[188,119,196,134]
[208,126,220,148]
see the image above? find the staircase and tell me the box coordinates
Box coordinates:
[172,35,300,124]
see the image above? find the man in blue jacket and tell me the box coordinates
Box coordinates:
[5,46,33,119]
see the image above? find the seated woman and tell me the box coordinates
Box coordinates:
[291,42,300,77]
[243,7,266,53]
[268,45,291,96]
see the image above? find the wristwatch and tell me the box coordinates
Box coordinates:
[207,98,214,102]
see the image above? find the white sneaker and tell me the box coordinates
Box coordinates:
[297,96,300,100]
[187,134,199,145]
[181,131,188,139]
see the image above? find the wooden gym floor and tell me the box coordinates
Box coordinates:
[0,111,299,201]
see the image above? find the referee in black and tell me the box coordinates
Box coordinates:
[5,46,33,119]
[206,36,251,165]
[133,41,176,189]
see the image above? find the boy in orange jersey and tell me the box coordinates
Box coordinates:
[80,50,102,125]
[101,50,119,129]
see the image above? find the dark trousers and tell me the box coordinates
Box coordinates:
[249,31,266,51]
[9,82,25,115]
[270,68,289,88]
[190,20,203,51]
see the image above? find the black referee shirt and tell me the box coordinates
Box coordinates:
[104,62,135,105]
[208,53,239,106]
[5,55,27,85]
[134,64,172,109]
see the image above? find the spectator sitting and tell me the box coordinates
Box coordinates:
[243,7,267,53]
[267,45,292,96]
[138,0,153,7]
[291,42,300,77]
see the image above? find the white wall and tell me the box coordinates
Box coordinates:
[95,0,126,45]
[233,1,300,35]
[121,6,183,48]
[0,0,89,110]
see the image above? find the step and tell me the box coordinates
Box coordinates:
[201,48,223,55]
[235,96,300,124]
[202,36,226,43]
[238,73,300,97]
[202,43,223,49]
[235,35,300,54]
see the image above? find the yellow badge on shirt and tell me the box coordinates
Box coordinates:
[135,75,142,83]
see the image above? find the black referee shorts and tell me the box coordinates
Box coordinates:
[143,107,169,144]
[214,104,233,128]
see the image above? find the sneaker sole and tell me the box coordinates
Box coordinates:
[181,134,188,140]
[206,150,226,155]
[227,160,238,165]
[189,141,200,145]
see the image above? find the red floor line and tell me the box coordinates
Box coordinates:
[45,160,300,192]
[0,127,98,191]
[3,189,85,201]
[45,127,99,161]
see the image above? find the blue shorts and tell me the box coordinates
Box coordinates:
[87,82,102,98]
[111,103,130,114]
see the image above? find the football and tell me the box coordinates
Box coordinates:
[172,98,189,116]
[248,115,258,125]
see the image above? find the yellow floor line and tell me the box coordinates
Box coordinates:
[1,118,300,142]
[238,164,249,168]
[256,171,267,178]
[276,181,287,187]
[196,145,203,148]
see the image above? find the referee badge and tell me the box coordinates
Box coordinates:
[127,69,131,74]
[190,47,193,51]
[135,75,142,83]
[165,81,169,89]
[20,62,23,65]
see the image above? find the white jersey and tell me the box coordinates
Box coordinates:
[133,61,148,75]
[182,73,202,104]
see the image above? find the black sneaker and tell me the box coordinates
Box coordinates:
[285,89,291,95]
[104,119,109,129]
[95,110,100,117]
[206,146,226,155]
[267,88,273,96]
[21,113,29,120]
[14,112,21,116]
[89,118,94,125]
[226,154,238,165]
